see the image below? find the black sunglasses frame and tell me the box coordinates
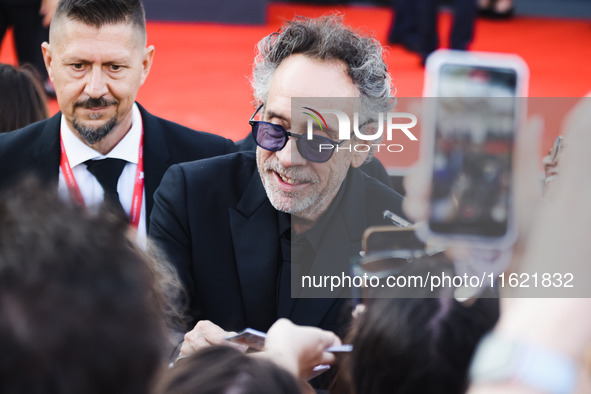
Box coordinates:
[249,104,349,163]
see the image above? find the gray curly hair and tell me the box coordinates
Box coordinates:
[251,15,394,120]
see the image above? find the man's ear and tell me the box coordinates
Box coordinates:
[349,134,369,168]
[41,42,53,82]
[351,146,369,168]
[139,45,155,86]
[351,123,380,168]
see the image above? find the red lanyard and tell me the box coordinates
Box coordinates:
[60,126,145,229]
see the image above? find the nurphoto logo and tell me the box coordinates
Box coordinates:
[302,106,418,153]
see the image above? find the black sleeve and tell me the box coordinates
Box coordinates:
[149,164,194,314]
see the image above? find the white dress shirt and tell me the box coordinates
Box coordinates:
[58,103,147,247]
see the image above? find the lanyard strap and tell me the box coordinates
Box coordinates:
[59,126,145,229]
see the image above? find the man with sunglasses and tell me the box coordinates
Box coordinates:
[235,116,395,189]
[150,16,407,357]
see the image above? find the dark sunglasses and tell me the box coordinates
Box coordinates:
[249,104,348,163]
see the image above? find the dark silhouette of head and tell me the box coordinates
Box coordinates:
[154,346,302,394]
[0,179,167,393]
[0,63,48,133]
[339,262,499,394]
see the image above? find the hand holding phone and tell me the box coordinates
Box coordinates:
[420,50,529,247]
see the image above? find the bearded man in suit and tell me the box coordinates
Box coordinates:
[150,16,408,357]
[0,0,234,244]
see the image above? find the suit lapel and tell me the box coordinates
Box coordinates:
[229,170,280,331]
[138,105,170,231]
[32,113,62,183]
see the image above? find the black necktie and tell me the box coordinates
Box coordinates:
[84,158,127,218]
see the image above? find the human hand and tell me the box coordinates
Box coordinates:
[503,96,591,317]
[469,98,591,394]
[511,98,591,283]
[264,318,341,379]
[402,116,544,279]
[40,0,58,27]
[179,320,247,358]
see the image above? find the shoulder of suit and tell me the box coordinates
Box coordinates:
[353,167,404,200]
[177,150,256,173]
[138,105,233,145]
[0,117,55,149]
[166,151,258,198]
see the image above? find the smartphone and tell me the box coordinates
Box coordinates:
[420,50,529,246]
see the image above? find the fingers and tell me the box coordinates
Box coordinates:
[267,317,292,336]
[298,330,340,377]
[179,320,234,357]
[313,329,341,366]
[267,319,340,352]
[318,350,337,366]
[266,318,343,379]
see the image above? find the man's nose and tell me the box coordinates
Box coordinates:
[275,136,307,167]
[84,66,109,98]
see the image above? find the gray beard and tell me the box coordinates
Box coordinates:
[72,116,117,145]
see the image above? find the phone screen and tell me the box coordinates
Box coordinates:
[428,64,518,238]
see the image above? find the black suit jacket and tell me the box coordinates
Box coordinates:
[0,103,236,232]
[150,151,406,335]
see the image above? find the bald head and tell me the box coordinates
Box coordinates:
[41,0,155,155]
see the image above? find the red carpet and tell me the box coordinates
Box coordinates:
[2,2,590,167]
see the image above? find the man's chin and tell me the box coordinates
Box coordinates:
[72,117,117,146]
[268,195,292,214]
[268,194,317,217]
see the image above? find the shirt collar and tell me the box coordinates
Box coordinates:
[60,103,142,167]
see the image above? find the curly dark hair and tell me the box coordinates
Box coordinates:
[251,15,394,119]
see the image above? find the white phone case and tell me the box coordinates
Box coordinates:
[418,50,529,248]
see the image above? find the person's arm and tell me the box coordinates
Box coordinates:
[178,320,246,359]
[150,165,200,360]
[151,166,248,359]
[150,165,194,307]
[468,97,591,394]
[263,318,341,379]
